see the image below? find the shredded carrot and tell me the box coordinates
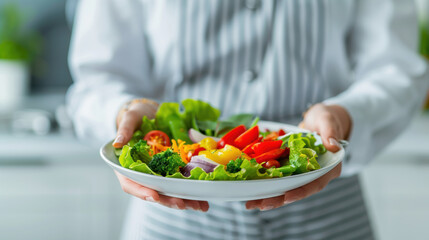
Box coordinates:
[170,139,201,163]
[147,140,169,155]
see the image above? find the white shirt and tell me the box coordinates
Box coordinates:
[67,0,427,175]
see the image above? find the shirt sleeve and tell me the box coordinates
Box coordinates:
[66,0,153,141]
[324,0,429,175]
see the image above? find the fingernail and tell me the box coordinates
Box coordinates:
[145,196,155,202]
[185,206,196,211]
[113,135,124,145]
[284,199,296,205]
[172,204,180,210]
[329,138,340,148]
[261,206,274,211]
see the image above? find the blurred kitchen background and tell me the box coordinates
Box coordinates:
[0,0,428,240]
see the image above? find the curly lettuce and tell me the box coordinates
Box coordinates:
[282,133,324,174]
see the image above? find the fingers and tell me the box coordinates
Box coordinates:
[284,163,342,204]
[115,171,160,201]
[113,110,143,148]
[246,163,342,210]
[246,196,284,211]
[245,199,262,210]
[285,162,342,205]
[299,104,350,153]
[113,100,159,148]
[115,171,209,211]
[318,113,342,153]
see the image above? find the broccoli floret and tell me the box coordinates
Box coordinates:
[130,140,152,164]
[128,130,145,147]
[226,157,244,173]
[148,149,185,176]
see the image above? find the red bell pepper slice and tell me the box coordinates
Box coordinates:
[254,148,286,163]
[233,125,260,149]
[242,138,260,155]
[192,147,206,157]
[217,125,246,148]
[251,140,283,156]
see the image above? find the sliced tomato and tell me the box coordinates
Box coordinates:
[251,140,283,156]
[278,129,286,136]
[262,159,281,168]
[262,132,278,141]
[233,125,260,149]
[144,130,171,146]
[253,148,285,163]
[281,147,290,158]
[217,125,246,148]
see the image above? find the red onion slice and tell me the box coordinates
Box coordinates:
[180,156,219,177]
[188,128,220,143]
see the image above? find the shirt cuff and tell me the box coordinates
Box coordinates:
[323,95,372,176]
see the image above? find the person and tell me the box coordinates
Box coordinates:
[67,0,428,239]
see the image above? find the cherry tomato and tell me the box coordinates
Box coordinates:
[143,130,171,146]
[278,129,286,136]
[262,160,280,168]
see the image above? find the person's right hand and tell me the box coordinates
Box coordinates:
[112,99,209,212]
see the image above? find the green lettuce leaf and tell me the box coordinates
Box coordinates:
[182,99,221,128]
[129,160,160,176]
[154,99,221,143]
[118,145,135,168]
[127,130,144,148]
[288,138,321,174]
[114,148,123,157]
[140,117,156,137]
[166,159,283,180]
[281,133,326,155]
[215,113,257,137]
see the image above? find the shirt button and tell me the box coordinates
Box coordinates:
[243,70,257,83]
[244,0,260,10]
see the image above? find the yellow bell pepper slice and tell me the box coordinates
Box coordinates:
[198,144,242,165]
[199,137,218,150]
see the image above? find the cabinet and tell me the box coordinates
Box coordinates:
[0,135,129,240]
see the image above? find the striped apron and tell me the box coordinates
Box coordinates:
[121,175,374,240]
[121,0,374,239]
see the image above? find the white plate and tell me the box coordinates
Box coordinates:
[100,121,344,201]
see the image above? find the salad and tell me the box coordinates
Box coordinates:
[115,99,327,181]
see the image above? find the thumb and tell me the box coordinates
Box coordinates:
[113,109,143,148]
[318,116,342,153]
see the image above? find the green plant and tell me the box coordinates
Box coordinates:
[419,23,429,58]
[0,3,41,61]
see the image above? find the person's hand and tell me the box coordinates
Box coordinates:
[246,103,351,211]
[112,99,209,212]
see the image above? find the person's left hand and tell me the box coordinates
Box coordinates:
[246,103,351,211]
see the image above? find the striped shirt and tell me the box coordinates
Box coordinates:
[68,0,427,239]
